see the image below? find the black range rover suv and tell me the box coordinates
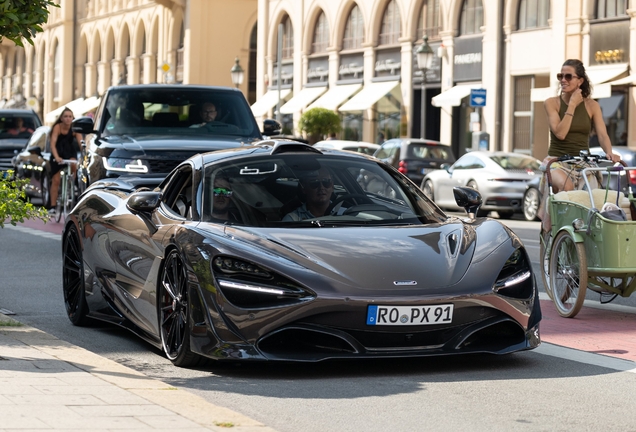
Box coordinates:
[72,84,276,190]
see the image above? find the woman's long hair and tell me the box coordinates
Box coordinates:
[562,59,593,98]
[53,107,74,128]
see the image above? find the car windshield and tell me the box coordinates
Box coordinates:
[201,153,447,227]
[407,144,454,161]
[0,115,37,139]
[101,88,261,140]
[491,155,540,170]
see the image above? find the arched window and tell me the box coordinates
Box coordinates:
[281,15,294,59]
[139,31,146,84]
[343,4,364,50]
[417,0,441,41]
[596,0,627,19]
[379,0,401,46]
[31,49,36,97]
[312,11,329,54]
[53,42,61,99]
[518,0,550,30]
[459,0,483,35]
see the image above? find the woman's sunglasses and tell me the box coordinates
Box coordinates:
[556,73,579,81]
[305,178,333,189]
[213,187,233,197]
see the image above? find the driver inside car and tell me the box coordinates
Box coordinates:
[283,167,336,221]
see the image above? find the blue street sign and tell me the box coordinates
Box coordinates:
[470,88,487,107]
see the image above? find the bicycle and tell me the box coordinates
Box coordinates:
[54,159,79,223]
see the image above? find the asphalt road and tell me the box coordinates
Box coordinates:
[2,219,636,431]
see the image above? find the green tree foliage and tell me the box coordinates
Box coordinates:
[298,108,342,141]
[0,0,58,46]
[0,172,49,228]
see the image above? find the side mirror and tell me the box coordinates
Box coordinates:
[441,163,451,173]
[72,116,95,135]
[453,186,483,218]
[262,119,282,136]
[26,145,42,156]
[127,191,162,214]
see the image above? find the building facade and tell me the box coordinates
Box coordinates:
[0,0,258,124]
[253,0,636,160]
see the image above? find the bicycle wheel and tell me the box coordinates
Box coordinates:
[63,173,75,220]
[549,230,587,318]
[539,229,553,300]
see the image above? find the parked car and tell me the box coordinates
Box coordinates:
[0,109,42,173]
[71,84,272,192]
[313,139,379,155]
[11,126,54,207]
[373,138,455,185]
[422,151,542,219]
[61,140,540,367]
[522,176,541,221]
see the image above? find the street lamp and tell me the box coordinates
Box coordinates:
[230,57,244,89]
[416,36,434,139]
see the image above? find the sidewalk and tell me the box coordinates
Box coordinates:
[0,313,277,432]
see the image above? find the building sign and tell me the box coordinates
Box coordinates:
[453,36,482,82]
[271,62,294,88]
[413,41,442,84]
[589,20,629,66]
[307,57,329,84]
[338,53,364,82]
[374,48,401,78]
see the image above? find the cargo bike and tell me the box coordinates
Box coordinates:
[539,152,636,318]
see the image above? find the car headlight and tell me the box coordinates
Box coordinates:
[103,158,148,173]
[212,255,315,309]
[493,248,533,299]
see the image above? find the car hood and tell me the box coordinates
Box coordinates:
[0,137,30,148]
[99,134,257,154]
[216,221,491,293]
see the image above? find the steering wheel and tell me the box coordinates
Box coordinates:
[330,193,374,215]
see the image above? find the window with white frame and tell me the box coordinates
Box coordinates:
[596,0,627,19]
[53,42,61,99]
[518,0,550,30]
[417,0,441,41]
[312,11,329,54]
[343,4,364,50]
[379,0,401,46]
[513,76,533,152]
[459,0,483,35]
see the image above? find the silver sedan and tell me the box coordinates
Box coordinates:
[421,151,542,218]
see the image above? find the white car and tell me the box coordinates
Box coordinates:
[313,139,380,156]
[421,151,542,219]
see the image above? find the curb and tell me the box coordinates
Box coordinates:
[0,313,278,432]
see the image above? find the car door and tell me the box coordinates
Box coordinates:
[435,155,483,208]
[106,164,197,335]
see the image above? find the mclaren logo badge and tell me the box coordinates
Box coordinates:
[393,280,417,286]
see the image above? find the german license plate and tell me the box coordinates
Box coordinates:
[366,304,454,326]
[421,168,433,175]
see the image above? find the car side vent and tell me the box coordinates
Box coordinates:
[270,141,323,155]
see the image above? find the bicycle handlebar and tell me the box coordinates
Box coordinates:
[59,159,79,165]
[543,152,625,188]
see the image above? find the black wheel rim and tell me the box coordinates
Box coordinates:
[63,228,84,318]
[160,252,188,360]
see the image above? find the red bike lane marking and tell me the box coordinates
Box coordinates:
[14,218,64,235]
[540,300,636,363]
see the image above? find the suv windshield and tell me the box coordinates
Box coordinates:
[0,114,38,139]
[201,154,447,227]
[101,88,261,141]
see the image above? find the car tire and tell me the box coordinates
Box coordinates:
[523,187,540,221]
[62,225,90,326]
[40,175,50,209]
[422,180,435,201]
[159,250,203,368]
[497,210,515,219]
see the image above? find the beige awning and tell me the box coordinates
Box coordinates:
[44,98,85,124]
[610,75,636,86]
[308,84,362,111]
[279,86,327,114]
[77,96,101,116]
[250,89,291,117]
[339,80,400,112]
[431,84,480,107]
[585,63,628,86]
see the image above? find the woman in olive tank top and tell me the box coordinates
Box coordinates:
[544,59,620,192]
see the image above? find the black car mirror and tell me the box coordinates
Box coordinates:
[127,191,162,214]
[26,145,42,156]
[453,186,483,218]
[262,119,282,136]
[72,116,96,135]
